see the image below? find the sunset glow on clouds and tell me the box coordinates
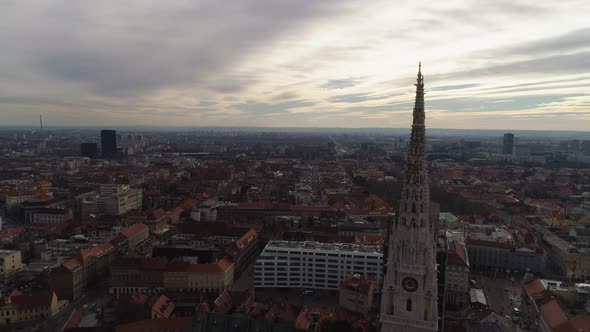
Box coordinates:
[1,0,589,129]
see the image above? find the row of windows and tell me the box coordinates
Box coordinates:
[257,260,381,266]
[264,250,380,260]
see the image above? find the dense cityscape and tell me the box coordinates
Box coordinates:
[0,65,589,332]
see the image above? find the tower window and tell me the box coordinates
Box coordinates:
[406,299,412,312]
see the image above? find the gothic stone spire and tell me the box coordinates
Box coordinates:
[380,63,438,332]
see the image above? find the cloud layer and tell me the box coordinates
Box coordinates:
[1,0,589,130]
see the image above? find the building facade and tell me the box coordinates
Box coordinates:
[109,258,234,297]
[48,242,116,301]
[31,208,71,224]
[339,274,375,315]
[101,129,117,158]
[380,64,438,332]
[0,250,24,281]
[503,133,515,155]
[254,241,383,291]
[98,187,143,216]
[445,242,470,308]
[0,291,67,325]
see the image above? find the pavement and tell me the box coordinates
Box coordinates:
[472,273,522,321]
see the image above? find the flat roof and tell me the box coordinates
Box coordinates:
[266,240,382,254]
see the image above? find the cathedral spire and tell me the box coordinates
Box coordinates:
[380,64,438,332]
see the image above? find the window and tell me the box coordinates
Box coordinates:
[406,299,412,312]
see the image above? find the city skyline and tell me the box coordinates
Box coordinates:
[1,1,589,130]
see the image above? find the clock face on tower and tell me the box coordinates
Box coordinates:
[402,277,419,292]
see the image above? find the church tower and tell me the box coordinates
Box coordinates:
[380,63,438,332]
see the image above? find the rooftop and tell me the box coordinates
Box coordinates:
[266,240,382,254]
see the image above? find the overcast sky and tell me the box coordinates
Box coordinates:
[1,0,589,130]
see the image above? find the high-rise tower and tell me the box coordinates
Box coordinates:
[101,129,117,158]
[380,63,438,332]
[503,133,515,155]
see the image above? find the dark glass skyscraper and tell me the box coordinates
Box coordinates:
[503,133,514,155]
[101,130,117,158]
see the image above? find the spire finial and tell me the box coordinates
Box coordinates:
[416,62,423,83]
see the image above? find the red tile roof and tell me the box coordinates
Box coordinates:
[354,233,384,245]
[11,292,54,309]
[151,295,174,318]
[151,208,167,219]
[235,229,257,250]
[120,223,148,238]
[187,259,233,273]
[78,242,114,264]
[524,279,546,297]
[564,316,590,332]
[540,299,569,330]
[447,242,469,267]
[114,317,192,332]
[63,258,83,271]
[0,226,26,239]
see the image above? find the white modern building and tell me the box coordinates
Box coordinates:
[254,241,383,291]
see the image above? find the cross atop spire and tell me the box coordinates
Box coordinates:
[416,62,423,84]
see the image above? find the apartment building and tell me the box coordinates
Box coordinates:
[254,241,383,291]
[109,257,234,297]
[0,250,24,281]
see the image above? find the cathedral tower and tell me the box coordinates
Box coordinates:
[380,63,438,332]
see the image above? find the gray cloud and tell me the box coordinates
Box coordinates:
[431,84,481,91]
[488,27,590,58]
[429,51,590,84]
[322,78,363,89]
[230,99,316,114]
[271,91,299,101]
[0,1,352,98]
[329,93,391,103]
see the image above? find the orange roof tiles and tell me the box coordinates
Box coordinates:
[0,226,26,239]
[120,223,148,238]
[235,229,257,250]
[151,295,175,318]
[524,279,546,297]
[151,208,167,219]
[114,317,192,332]
[78,242,114,264]
[540,300,569,330]
[354,233,384,245]
[187,259,233,273]
[448,242,469,267]
[63,258,83,271]
[565,316,590,332]
[11,292,54,309]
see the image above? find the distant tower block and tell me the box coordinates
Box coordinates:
[503,133,515,154]
[101,129,117,158]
